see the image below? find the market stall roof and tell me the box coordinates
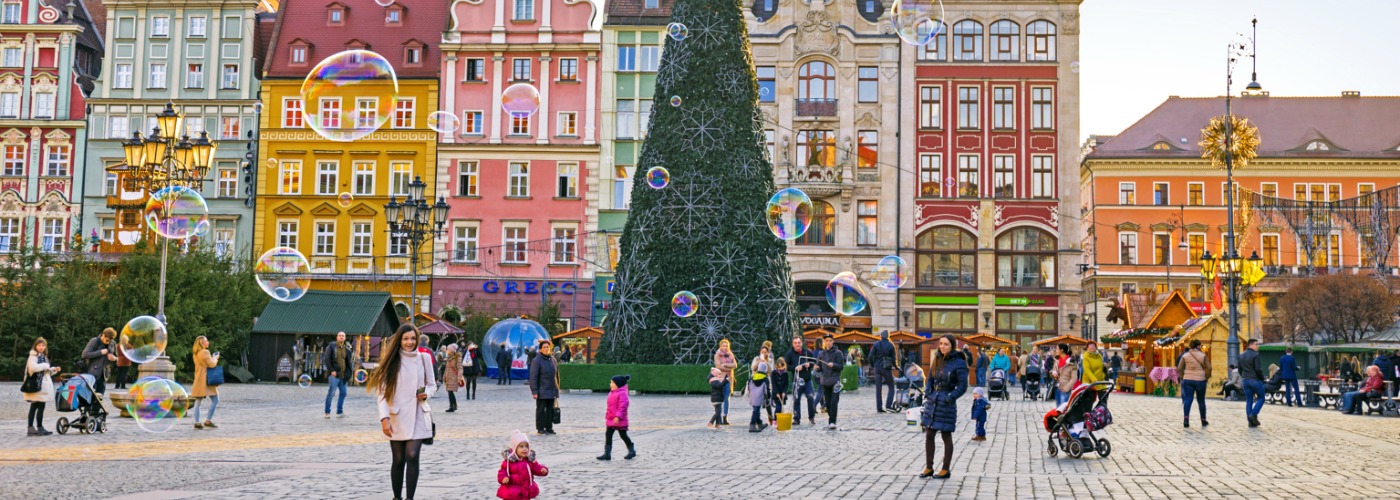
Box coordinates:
[833,331,880,344]
[1259,342,1315,353]
[887,330,930,343]
[803,328,838,339]
[1032,334,1094,347]
[418,319,464,335]
[1142,290,1197,329]
[960,333,1016,347]
[252,291,401,337]
[554,326,605,340]
[1154,315,1221,349]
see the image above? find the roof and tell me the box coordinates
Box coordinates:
[418,319,463,334]
[605,0,674,25]
[252,290,401,336]
[555,326,605,340]
[1086,95,1400,161]
[1142,290,1197,329]
[960,333,1016,346]
[832,331,880,343]
[887,330,929,343]
[1032,335,1094,347]
[264,0,449,78]
[802,328,838,339]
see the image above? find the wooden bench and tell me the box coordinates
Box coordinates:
[1363,395,1400,416]
[1312,390,1342,410]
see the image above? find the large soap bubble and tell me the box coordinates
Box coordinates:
[255,247,311,302]
[143,186,209,240]
[671,291,699,318]
[869,255,911,290]
[502,83,541,118]
[126,377,188,433]
[298,373,313,388]
[428,111,459,133]
[119,315,168,365]
[892,0,946,46]
[301,50,400,142]
[646,166,670,189]
[766,188,813,240]
[825,272,869,316]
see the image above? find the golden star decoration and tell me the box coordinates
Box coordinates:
[1199,115,1261,169]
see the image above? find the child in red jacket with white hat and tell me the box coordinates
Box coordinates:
[497,430,548,499]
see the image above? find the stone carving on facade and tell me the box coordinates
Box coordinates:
[1048,205,1060,228]
[37,2,60,24]
[854,111,879,129]
[31,74,57,93]
[2,128,25,146]
[778,67,792,79]
[1060,12,1080,35]
[0,74,19,93]
[0,191,22,216]
[795,11,839,56]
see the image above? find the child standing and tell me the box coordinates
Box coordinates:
[770,359,790,416]
[498,430,549,499]
[707,368,726,429]
[970,387,991,442]
[747,361,770,433]
[598,375,636,460]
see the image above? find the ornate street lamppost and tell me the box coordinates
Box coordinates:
[384,176,449,317]
[1200,249,1264,364]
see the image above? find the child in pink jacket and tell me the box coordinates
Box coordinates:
[597,374,636,460]
[497,430,548,499]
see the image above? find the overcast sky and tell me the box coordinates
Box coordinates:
[1079,0,1400,142]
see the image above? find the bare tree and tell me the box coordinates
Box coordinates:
[1277,274,1397,344]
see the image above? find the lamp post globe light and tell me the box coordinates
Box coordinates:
[384,175,450,317]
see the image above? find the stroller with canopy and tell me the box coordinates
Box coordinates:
[1023,362,1043,400]
[988,369,1010,400]
[1042,381,1114,459]
[55,374,108,435]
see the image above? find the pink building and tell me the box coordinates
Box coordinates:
[434,0,602,328]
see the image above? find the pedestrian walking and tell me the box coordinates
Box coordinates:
[969,387,990,442]
[463,342,483,400]
[496,343,513,385]
[81,328,118,394]
[1239,339,1266,427]
[1051,344,1078,406]
[113,342,131,390]
[368,324,435,500]
[706,368,727,429]
[1176,339,1211,428]
[444,344,464,413]
[190,336,221,430]
[991,349,1010,380]
[528,340,560,435]
[1007,348,1020,387]
[1080,342,1106,384]
[1022,350,1041,393]
[783,336,816,426]
[1109,351,1123,389]
[976,347,990,387]
[713,339,739,426]
[497,430,549,499]
[870,331,897,413]
[816,333,845,430]
[23,337,60,436]
[595,374,636,460]
[919,334,967,479]
[1279,347,1302,407]
[324,331,354,418]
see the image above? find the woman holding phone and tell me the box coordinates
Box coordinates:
[367,324,436,500]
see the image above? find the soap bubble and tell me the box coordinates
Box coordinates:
[502,83,541,118]
[869,255,911,289]
[255,247,311,302]
[428,111,459,133]
[825,272,869,316]
[667,22,688,41]
[143,186,209,240]
[119,315,168,365]
[354,369,368,384]
[671,291,699,318]
[337,192,354,208]
[300,50,400,142]
[670,96,682,107]
[646,166,670,189]
[375,0,395,6]
[298,373,313,388]
[267,158,279,169]
[126,377,188,434]
[892,0,946,46]
[766,188,813,240]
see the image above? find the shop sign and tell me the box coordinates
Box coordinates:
[483,281,578,295]
[841,316,872,329]
[995,295,1057,307]
[914,296,978,305]
[1188,301,1210,314]
[800,315,840,328]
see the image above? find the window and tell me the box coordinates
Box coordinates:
[856,201,878,246]
[104,172,118,195]
[387,10,401,23]
[355,98,378,129]
[919,86,941,129]
[857,131,877,168]
[352,161,374,196]
[1,47,19,67]
[514,0,534,20]
[152,16,170,37]
[559,58,578,81]
[858,67,878,103]
[220,116,240,139]
[393,99,414,129]
[148,63,167,88]
[1031,155,1053,198]
[558,112,577,136]
[508,162,529,197]
[798,61,835,100]
[221,64,239,89]
[915,22,947,61]
[765,129,776,161]
[1119,232,1137,264]
[405,46,422,65]
[1153,233,1172,265]
[798,200,835,246]
[1227,181,1244,205]
[41,219,63,253]
[453,225,478,262]
[0,217,15,252]
[462,110,483,134]
[752,0,777,22]
[279,161,301,194]
[797,130,836,167]
[503,226,528,263]
[1189,284,1204,301]
[213,168,236,197]
[189,16,207,37]
[613,165,634,209]
[390,162,411,196]
[990,20,1019,61]
[448,161,478,198]
[109,116,129,139]
[857,0,883,22]
[1153,182,1169,205]
[552,227,577,264]
[318,98,341,129]
[2,145,22,175]
[316,162,338,195]
[115,64,133,89]
[352,222,373,256]
[639,46,660,72]
[314,222,335,255]
[916,227,977,287]
[511,114,530,135]
[1187,233,1205,265]
[992,155,1014,198]
[291,47,306,64]
[1118,182,1135,204]
[645,0,658,7]
[957,155,979,197]
[1359,183,1375,197]
[616,46,636,72]
[278,221,298,249]
[1120,283,1138,295]
[997,228,1056,288]
[556,163,578,198]
[953,20,983,61]
[757,67,776,103]
[920,154,941,197]
[992,86,1015,129]
[512,58,531,81]
[957,87,979,129]
[1027,21,1057,61]
[184,63,205,88]
[1,3,18,24]
[0,92,16,117]
[43,146,68,176]
[388,233,407,256]
[1261,182,1278,198]
[638,100,653,138]
[997,312,1056,333]
[1031,87,1053,129]
[616,100,636,139]
[1187,182,1203,206]
[464,58,485,81]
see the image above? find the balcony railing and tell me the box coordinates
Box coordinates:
[795,98,837,117]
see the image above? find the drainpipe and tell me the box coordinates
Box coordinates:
[894,42,903,334]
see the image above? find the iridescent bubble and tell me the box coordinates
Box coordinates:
[300,50,400,142]
[428,110,459,133]
[670,96,682,107]
[869,255,911,289]
[126,377,188,434]
[298,373,313,388]
[671,291,699,318]
[255,247,311,302]
[766,188,813,240]
[354,369,368,384]
[667,22,688,41]
[646,166,670,189]
[892,0,946,46]
[502,83,541,118]
[825,272,869,316]
[374,0,395,6]
[119,315,168,365]
[143,186,209,240]
[267,158,279,169]
[337,192,354,208]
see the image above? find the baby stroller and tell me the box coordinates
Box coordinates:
[1023,364,1043,400]
[1042,381,1113,459]
[988,369,1010,401]
[889,376,925,412]
[55,374,108,435]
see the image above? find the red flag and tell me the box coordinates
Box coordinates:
[1212,276,1224,310]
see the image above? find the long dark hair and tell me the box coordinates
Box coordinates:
[366,324,419,403]
[930,334,958,375]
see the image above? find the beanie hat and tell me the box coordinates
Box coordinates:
[973,387,985,398]
[612,374,630,387]
[509,430,530,450]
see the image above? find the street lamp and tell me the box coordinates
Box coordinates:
[385,175,450,317]
[1200,248,1265,363]
[1213,19,1262,367]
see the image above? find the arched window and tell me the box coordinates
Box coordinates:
[857,0,884,23]
[916,226,976,288]
[989,20,1019,61]
[797,61,835,100]
[915,22,948,61]
[996,227,1056,288]
[1027,20,1057,61]
[798,200,835,246]
[751,0,776,23]
[952,20,982,61]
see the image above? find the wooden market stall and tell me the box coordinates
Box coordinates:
[887,330,930,365]
[1100,291,1199,394]
[553,327,605,364]
[1150,315,1238,396]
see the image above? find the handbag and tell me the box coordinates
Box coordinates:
[421,355,436,445]
[206,366,225,386]
[551,358,562,424]
[20,371,42,393]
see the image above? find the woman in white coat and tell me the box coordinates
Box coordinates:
[367,324,435,500]
[24,337,61,436]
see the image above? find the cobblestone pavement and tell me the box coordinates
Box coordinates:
[2,381,1399,499]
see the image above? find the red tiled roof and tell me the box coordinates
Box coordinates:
[1088,95,1400,160]
[265,0,448,79]
[605,0,674,25]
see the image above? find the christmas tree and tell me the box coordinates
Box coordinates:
[599,0,798,365]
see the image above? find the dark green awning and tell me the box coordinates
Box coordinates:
[251,291,401,337]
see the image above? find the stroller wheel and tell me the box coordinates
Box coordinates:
[85,419,99,434]
[1045,436,1059,457]
[1096,438,1112,458]
[56,417,70,435]
[1066,438,1084,458]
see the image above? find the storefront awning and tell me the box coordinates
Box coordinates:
[252,291,401,337]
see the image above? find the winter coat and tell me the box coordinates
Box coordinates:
[605,386,629,429]
[191,349,218,398]
[464,348,485,376]
[746,378,768,407]
[375,351,436,441]
[444,353,464,391]
[1360,372,1385,395]
[1009,354,1020,375]
[991,353,1010,372]
[784,348,816,384]
[1175,349,1210,383]
[709,376,727,403]
[115,343,132,367]
[23,351,55,403]
[528,354,559,399]
[870,339,896,370]
[1278,354,1298,379]
[322,342,355,380]
[1053,355,1079,393]
[769,370,790,395]
[81,336,112,376]
[750,354,774,378]
[496,449,549,500]
[1373,356,1396,382]
[921,351,969,432]
[817,346,846,387]
[496,349,514,373]
[1239,349,1265,381]
[714,349,738,381]
[1080,351,1107,384]
[977,353,990,378]
[970,397,990,422]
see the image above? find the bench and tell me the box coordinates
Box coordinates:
[1266,390,1285,405]
[1311,390,1342,410]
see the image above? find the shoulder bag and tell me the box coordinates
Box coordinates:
[552,358,562,424]
[20,364,42,394]
[206,366,225,386]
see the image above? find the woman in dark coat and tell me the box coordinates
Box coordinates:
[919,334,968,479]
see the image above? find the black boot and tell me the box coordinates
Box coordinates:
[26,427,39,436]
[624,444,636,460]
[722,416,730,426]
[597,445,612,461]
[748,423,760,433]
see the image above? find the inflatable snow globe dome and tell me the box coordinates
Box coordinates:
[481,318,551,371]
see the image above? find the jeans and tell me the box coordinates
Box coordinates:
[977,370,987,387]
[1008,373,1016,386]
[325,376,348,415]
[721,380,731,417]
[535,398,555,432]
[1055,388,1068,406]
[1282,378,1303,406]
[1243,379,1266,417]
[874,368,895,410]
[193,395,219,422]
[1341,391,1366,413]
[822,384,840,425]
[750,406,763,426]
[974,417,986,437]
[792,379,814,423]
[92,373,106,395]
[709,403,722,426]
[1180,379,1207,420]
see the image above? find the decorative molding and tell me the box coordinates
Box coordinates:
[1,128,25,146]
[272,203,304,216]
[1060,12,1080,35]
[43,129,71,146]
[854,111,879,129]
[309,202,341,217]
[261,130,435,142]
[795,11,839,56]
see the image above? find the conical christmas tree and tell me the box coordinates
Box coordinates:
[599,0,797,365]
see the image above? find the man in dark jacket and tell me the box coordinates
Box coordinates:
[1279,347,1302,407]
[528,340,560,435]
[816,334,846,429]
[322,331,355,418]
[1372,351,1396,397]
[1390,350,1400,397]
[870,331,897,413]
[1239,339,1266,428]
[783,336,817,426]
[496,343,513,385]
[82,328,118,394]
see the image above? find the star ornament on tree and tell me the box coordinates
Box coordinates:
[1198,115,1261,169]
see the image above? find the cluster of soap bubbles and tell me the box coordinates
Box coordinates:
[126,377,189,433]
[301,50,400,142]
[255,247,312,302]
[143,186,209,240]
[667,22,688,41]
[766,188,813,240]
[120,316,168,365]
[892,0,946,46]
[646,166,670,189]
[671,291,699,318]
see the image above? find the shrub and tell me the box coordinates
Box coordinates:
[558,364,859,394]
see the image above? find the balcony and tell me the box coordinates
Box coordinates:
[795,98,837,117]
[783,163,845,198]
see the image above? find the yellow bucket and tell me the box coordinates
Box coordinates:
[1134,374,1146,393]
[776,412,793,431]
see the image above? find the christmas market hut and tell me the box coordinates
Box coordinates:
[1150,314,1247,396]
[249,291,401,383]
[553,326,605,364]
[1099,291,1199,394]
[886,330,931,364]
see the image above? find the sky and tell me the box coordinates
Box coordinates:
[1079,0,1400,143]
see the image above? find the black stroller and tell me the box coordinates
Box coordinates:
[1023,364,1043,400]
[1043,381,1114,459]
[55,374,108,434]
[889,374,925,412]
[988,369,1010,400]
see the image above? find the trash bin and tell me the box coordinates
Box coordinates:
[1134,374,1146,393]
[776,412,793,431]
[1303,380,1321,408]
